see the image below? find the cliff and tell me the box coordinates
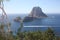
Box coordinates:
[29,7,47,18]
[23,7,47,22]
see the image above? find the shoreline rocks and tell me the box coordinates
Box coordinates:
[14,17,21,22]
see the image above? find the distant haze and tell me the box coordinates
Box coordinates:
[0,0,60,14]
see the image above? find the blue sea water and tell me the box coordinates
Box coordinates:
[8,14,60,26]
[6,14,60,36]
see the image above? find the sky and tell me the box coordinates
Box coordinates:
[0,0,60,14]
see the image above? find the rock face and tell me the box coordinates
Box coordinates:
[29,7,47,18]
[23,7,47,22]
[24,7,47,22]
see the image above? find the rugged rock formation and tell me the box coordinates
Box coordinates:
[29,7,47,17]
[14,17,21,22]
[23,7,47,22]
[14,7,47,22]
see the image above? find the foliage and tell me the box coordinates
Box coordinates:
[44,27,55,40]
[0,22,60,40]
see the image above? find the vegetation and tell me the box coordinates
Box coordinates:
[0,23,60,40]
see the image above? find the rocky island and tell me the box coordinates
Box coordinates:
[14,17,21,22]
[14,7,47,22]
[23,7,47,22]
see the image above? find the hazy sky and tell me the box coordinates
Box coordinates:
[0,0,60,14]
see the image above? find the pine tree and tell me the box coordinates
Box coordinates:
[44,27,55,40]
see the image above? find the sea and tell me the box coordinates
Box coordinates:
[0,13,60,36]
